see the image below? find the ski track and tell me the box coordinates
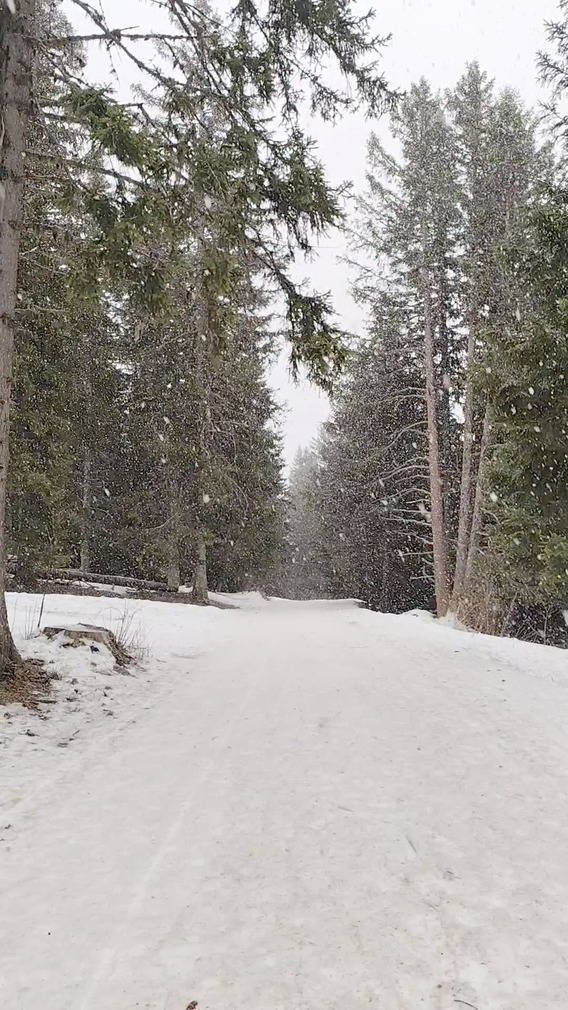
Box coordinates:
[1,595,568,1009]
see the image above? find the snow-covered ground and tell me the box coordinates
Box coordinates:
[1,592,568,1010]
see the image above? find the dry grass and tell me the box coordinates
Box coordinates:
[0,659,54,709]
[21,595,47,641]
[456,573,505,637]
[102,603,150,664]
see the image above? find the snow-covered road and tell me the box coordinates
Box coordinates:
[1,594,568,1010]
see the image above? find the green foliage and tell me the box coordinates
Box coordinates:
[485,190,568,606]
[65,87,160,169]
[305,64,550,623]
[284,299,433,611]
[35,0,396,376]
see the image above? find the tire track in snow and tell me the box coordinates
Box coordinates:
[77,634,261,1010]
[0,662,178,826]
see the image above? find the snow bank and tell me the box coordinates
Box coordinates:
[438,611,470,632]
[1,592,227,756]
[209,590,268,609]
[402,608,469,632]
[402,607,436,622]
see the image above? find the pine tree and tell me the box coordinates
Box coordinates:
[539,0,568,139]
[346,67,545,622]
[286,448,330,600]
[480,187,568,639]
[448,67,543,612]
[351,82,461,614]
[285,296,432,611]
[0,0,394,667]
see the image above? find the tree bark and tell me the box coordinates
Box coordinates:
[192,532,208,604]
[464,403,492,594]
[0,1,35,669]
[436,263,453,539]
[191,248,209,607]
[451,311,477,610]
[167,546,180,592]
[80,446,92,575]
[421,221,449,617]
[167,481,180,592]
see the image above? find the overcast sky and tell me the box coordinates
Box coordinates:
[69,0,560,468]
[275,0,560,469]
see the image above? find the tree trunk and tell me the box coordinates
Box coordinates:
[191,254,209,607]
[80,447,92,575]
[167,551,180,593]
[421,223,449,617]
[167,481,180,592]
[436,264,453,541]
[451,312,477,610]
[0,1,35,670]
[464,404,492,594]
[192,532,208,604]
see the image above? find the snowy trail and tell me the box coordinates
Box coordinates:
[1,597,568,1009]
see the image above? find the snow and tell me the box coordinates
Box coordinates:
[438,611,471,632]
[2,592,568,1009]
[404,607,436,622]
[76,580,135,596]
[43,579,136,597]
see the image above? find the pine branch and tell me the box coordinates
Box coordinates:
[50,31,188,46]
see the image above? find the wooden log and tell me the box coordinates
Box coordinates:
[5,561,169,592]
[51,569,168,591]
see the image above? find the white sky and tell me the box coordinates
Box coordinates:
[275,0,560,469]
[68,0,560,468]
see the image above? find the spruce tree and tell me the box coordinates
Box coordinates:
[347,67,545,621]
[481,188,568,638]
[352,82,460,614]
[0,0,393,667]
[285,297,432,611]
[286,448,330,601]
[448,67,543,612]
